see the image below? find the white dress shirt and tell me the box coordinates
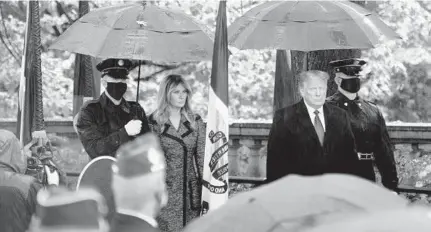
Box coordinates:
[303,101,326,132]
[117,208,158,228]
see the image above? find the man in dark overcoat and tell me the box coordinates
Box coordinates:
[326,58,399,191]
[75,58,150,159]
[266,70,359,184]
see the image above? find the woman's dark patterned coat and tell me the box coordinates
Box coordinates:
[149,113,205,232]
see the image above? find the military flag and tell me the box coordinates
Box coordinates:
[200,0,229,215]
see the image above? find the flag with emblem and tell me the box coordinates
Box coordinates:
[17,1,45,146]
[200,0,229,215]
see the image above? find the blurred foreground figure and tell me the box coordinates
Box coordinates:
[0,129,42,232]
[75,58,150,159]
[306,206,431,232]
[28,186,109,232]
[327,58,399,190]
[183,174,409,232]
[110,133,167,232]
[76,155,117,222]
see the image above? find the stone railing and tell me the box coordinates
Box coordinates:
[2,120,431,194]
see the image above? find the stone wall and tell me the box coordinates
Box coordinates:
[2,120,431,183]
[3,119,431,202]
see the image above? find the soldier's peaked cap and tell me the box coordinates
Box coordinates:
[113,132,166,178]
[329,58,367,77]
[96,58,133,79]
[35,187,107,230]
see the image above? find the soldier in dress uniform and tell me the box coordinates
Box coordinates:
[326,58,399,191]
[75,58,151,159]
[110,133,167,232]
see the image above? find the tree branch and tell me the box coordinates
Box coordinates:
[241,1,260,10]
[55,1,74,24]
[146,60,186,69]
[0,3,21,63]
[0,32,20,65]
[133,63,183,82]
[51,25,61,37]
[89,2,100,9]
[0,1,26,21]
[130,60,186,71]
[417,1,431,15]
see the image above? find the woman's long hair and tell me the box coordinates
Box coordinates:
[153,74,196,129]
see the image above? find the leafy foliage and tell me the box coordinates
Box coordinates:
[360,0,431,122]
[1,0,430,122]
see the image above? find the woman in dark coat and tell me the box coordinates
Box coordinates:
[149,74,205,232]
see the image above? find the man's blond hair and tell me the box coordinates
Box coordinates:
[298,70,329,88]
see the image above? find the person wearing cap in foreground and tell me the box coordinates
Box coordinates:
[28,186,109,232]
[75,58,151,159]
[327,58,399,191]
[109,133,167,232]
[305,206,431,232]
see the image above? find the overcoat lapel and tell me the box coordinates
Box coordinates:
[162,115,194,141]
[322,104,334,149]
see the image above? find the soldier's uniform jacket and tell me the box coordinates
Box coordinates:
[76,93,150,159]
[327,91,399,190]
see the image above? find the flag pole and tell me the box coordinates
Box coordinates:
[18,1,31,146]
[136,60,141,103]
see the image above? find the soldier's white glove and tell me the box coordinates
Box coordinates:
[125,120,142,136]
[44,163,60,186]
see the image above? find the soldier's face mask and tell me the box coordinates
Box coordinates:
[340,77,361,93]
[106,82,127,100]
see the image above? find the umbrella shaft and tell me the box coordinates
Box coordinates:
[136,60,141,103]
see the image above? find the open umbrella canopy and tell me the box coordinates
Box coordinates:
[228,0,400,51]
[183,174,409,232]
[50,3,214,63]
